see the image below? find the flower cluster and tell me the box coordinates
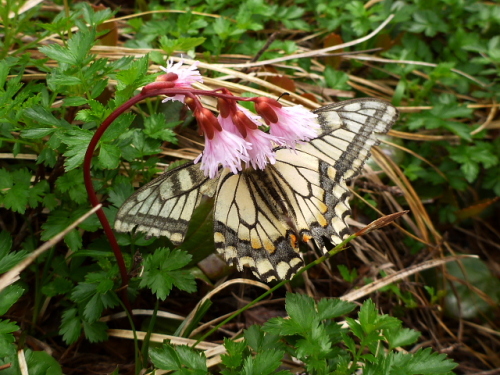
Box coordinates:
[147,59,320,178]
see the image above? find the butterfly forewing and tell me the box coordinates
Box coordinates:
[114,162,218,243]
[114,98,399,282]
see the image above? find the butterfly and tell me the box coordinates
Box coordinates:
[114,98,399,282]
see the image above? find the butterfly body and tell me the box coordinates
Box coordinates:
[115,98,399,282]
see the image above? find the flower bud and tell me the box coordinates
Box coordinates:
[217,98,232,118]
[254,97,281,124]
[195,107,222,140]
[232,111,259,138]
[141,81,175,93]
[157,72,179,82]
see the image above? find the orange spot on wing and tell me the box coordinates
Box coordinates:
[263,239,276,253]
[251,237,262,249]
[316,213,328,227]
[302,234,313,242]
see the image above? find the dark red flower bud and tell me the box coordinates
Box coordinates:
[157,72,179,82]
[141,81,176,93]
[195,107,222,140]
[232,111,258,138]
[217,98,232,118]
[185,97,197,111]
[254,97,281,124]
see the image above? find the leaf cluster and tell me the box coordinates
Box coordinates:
[149,294,457,375]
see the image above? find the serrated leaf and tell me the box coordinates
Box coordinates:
[393,347,457,374]
[176,345,207,371]
[1,169,32,214]
[41,277,74,297]
[82,320,108,343]
[0,169,13,190]
[139,248,196,300]
[317,298,356,320]
[98,143,121,169]
[0,320,18,357]
[108,182,135,207]
[59,308,82,344]
[68,29,96,65]
[0,285,24,315]
[221,338,247,369]
[39,44,78,65]
[0,320,19,335]
[285,293,317,330]
[60,129,93,171]
[150,343,182,371]
[242,349,284,375]
[0,231,28,274]
[56,170,87,204]
[25,350,63,375]
[385,327,421,349]
[263,317,302,336]
[20,127,56,139]
[23,106,61,127]
[0,231,12,256]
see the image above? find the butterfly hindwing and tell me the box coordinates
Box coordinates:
[213,168,304,281]
[115,162,218,243]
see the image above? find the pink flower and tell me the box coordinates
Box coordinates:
[255,98,320,148]
[269,105,320,147]
[159,59,203,103]
[220,105,282,170]
[194,129,251,179]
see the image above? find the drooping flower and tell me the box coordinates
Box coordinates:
[220,105,283,170]
[255,97,320,148]
[193,107,251,178]
[159,59,203,103]
[194,129,251,179]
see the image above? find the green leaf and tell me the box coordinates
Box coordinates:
[25,350,63,375]
[20,127,56,139]
[139,248,197,300]
[0,168,31,213]
[176,345,208,372]
[358,299,401,335]
[98,143,121,169]
[384,327,421,350]
[0,319,18,357]
[22,106,66,127]
[82,320,108,343]
[143,113,179,142]
[56,170,87,204]
[59,128,93,171]
[242,349,284,375]
[39,44,78,65]
[0,231,27,274]
[0,285,24,315]
[54,29,95,66]
[108,182,135,207]
[41,277,74,297]
[317,298,356,320]
[285,293,317,330]
[221,338,247,369]
[59,308,82,344]
[393,347,457,374]
[150,343,182,371]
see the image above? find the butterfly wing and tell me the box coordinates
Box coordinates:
[213,98,398,281]
[213,168,304,282]
[114,162,218,243]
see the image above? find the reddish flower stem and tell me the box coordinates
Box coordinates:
[83,87,259,308]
